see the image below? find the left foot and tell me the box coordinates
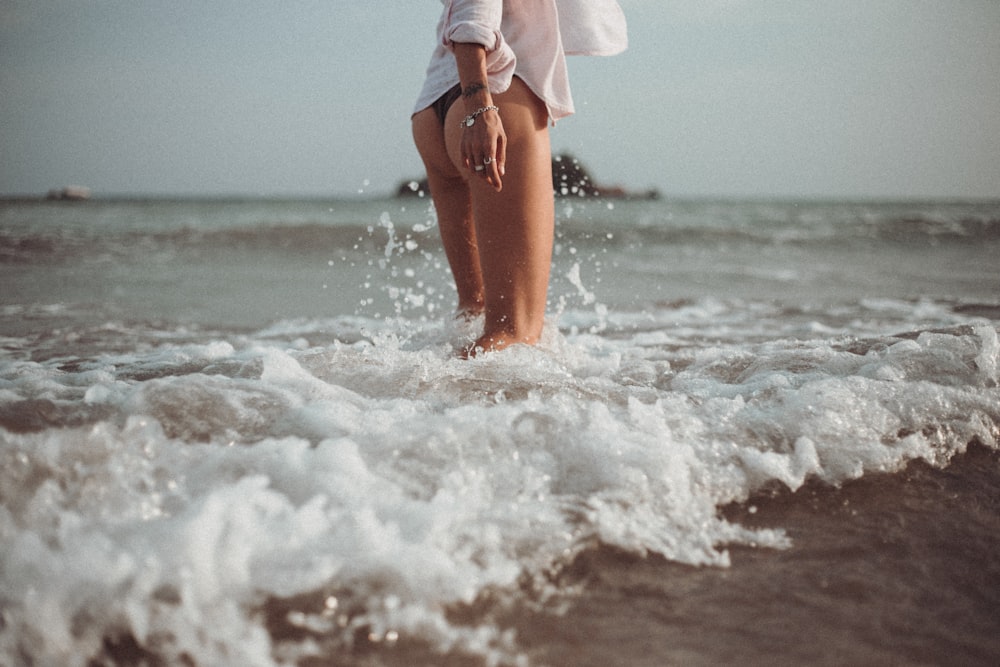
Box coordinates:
[460,329,538,358]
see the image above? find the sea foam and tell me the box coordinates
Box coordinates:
[2,311,997,665]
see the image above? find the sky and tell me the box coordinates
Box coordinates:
[2,0,998,200]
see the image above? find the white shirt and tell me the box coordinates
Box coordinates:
[413,0,627,122]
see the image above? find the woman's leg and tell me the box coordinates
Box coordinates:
[444,78,554,352]
[412,107,484,315]
[412,78,553,353]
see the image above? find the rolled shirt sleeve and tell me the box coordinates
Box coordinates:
[443,0,502,48]
[414,0,627,122]
[443,0,516,94]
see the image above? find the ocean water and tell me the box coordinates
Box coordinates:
[1,196,998,666]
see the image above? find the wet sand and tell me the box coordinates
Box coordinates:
[327,443,1000,666]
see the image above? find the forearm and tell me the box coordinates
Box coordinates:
[452,42,494,114]
[450,41,506,190]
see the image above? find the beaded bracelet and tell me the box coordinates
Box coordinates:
[460,105,499,128]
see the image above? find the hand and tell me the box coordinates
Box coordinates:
[462,108,507,192]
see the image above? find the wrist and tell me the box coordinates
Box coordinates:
[461,82,492,111]
[460,105,499,129]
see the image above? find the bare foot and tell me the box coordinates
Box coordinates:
[454,306,483,322]
[460,329,539,358]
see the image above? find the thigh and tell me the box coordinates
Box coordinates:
[451,79,554,315]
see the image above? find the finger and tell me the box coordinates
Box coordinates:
[469,148,487,175]
[486,128,504,188]
[476,149,492,179]
[496,133,507,177]
[484,156,502,191]
[466,147,482,174]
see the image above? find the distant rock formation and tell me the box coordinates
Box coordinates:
[552,153,599,197]
[397,153,658,200]
[46,186,92,201]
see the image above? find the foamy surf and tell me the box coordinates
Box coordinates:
[1,308,997,666]
[2,195,998,664]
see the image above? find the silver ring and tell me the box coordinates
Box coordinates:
[474,165,485,172]
[484,156,493,165]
